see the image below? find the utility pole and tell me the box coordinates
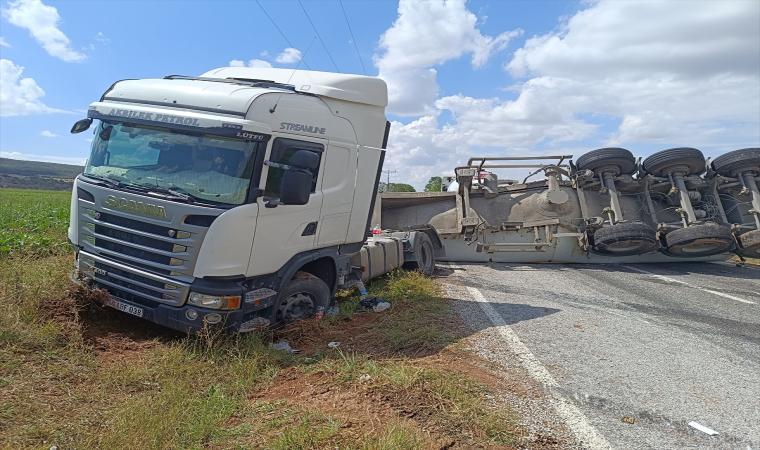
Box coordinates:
[382,170,396,192]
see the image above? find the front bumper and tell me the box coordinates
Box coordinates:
[73,252,272,333]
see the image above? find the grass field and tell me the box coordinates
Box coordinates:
[0,188,525,449]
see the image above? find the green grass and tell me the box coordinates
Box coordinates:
[0,188,524,449]
[0,189,73,257]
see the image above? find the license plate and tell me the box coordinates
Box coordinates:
[104,297,144,317]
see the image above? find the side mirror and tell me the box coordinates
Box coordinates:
[279,168,312,205]
[71,118,93,134]
[99,125,115,141]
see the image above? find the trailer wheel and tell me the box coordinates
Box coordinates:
[664,224,736,257]
[404,232,436,275]
[576,147,636,175]
[642,147,706,176]
[711,148,760,177]
[738,229,760,257]
[591,223,659,256]
[270,276,330,327]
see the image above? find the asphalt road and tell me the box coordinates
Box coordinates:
[446,261,760,450]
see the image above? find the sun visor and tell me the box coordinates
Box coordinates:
[87,102,272,142]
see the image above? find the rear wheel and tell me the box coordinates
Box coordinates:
[576,147,636,175]
[738,229,760,257]
[711,148,760,176]
[664,224,736,257]
[269,274,330,327]
[591,223,659,256]
[404,232,436,275]
[642,147,706,176]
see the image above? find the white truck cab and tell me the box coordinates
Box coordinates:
[69,68,440,333]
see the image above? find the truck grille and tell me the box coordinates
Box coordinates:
[79,207,210,280]
[80,252,189,307]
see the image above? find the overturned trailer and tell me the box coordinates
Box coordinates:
[377,147,760,263]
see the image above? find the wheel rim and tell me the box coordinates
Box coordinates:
[606,239,650,253]
[277,292,315,323]
[679,239,728,253]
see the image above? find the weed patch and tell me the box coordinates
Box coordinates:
[0,188,532,449]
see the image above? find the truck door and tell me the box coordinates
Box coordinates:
[316,142,357,246]
[248,136,326,277]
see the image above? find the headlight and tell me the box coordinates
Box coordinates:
[187,292,240,310]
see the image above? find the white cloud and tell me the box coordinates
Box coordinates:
[382,0,760,189]
[0,37,9,47]
[0,151,87,165]
[260,50,269,57]
[503,0,760,145]
[94,31,109,43]
[2,0,85,62]
[40,130,58,137]
[229,59,273,68]
[274,47,302,64]
[0,59,69,116]
[374,0,521,116]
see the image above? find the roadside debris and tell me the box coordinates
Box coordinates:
[270,341,300,353]
[326,306,340,315]
[373,301,391,312]
[356,296,391,313]
[328,341,340,348]
[622,417,635,424]
[688,421,719,436]
[359,374,372,383]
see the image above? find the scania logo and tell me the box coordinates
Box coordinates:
[105,195,168,218]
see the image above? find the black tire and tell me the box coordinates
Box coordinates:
[711,148,760,177]
[642,147,706,176]
[403,232,436,275]
[738,229,760,257]
[576,147,636,175]
[269,275,330,327]
[591,223,659,256]
[665,224,736,257]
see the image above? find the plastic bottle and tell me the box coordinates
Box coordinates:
[315,305,324,319]
[372,224,382,236]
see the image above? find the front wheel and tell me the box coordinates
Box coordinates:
[269,275,330,328]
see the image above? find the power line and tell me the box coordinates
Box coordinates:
[383,170,397,192]
[339,0,367,75]
[298,0,340,73]
[255,0,311,70]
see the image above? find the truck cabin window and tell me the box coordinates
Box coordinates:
[264,138,323,200]
[83,121,258,205]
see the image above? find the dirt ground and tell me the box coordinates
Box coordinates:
[19,281,571,449]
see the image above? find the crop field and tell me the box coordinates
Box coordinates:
[0,189,73,257]
[0,188,528,449]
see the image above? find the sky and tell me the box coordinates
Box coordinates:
[1,0,758,190]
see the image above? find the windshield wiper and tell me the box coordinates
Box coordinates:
[146,186,196,203]
[81,173,125,189]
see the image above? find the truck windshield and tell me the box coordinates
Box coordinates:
[83,121,257,205]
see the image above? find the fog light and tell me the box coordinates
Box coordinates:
[186,309,198,320]
[204,313,222,324]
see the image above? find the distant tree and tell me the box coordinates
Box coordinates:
[424,176,442,192]
[378,182,415,193]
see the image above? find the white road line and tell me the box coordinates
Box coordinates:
[446,264,613,450]
[623,265,756,305]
